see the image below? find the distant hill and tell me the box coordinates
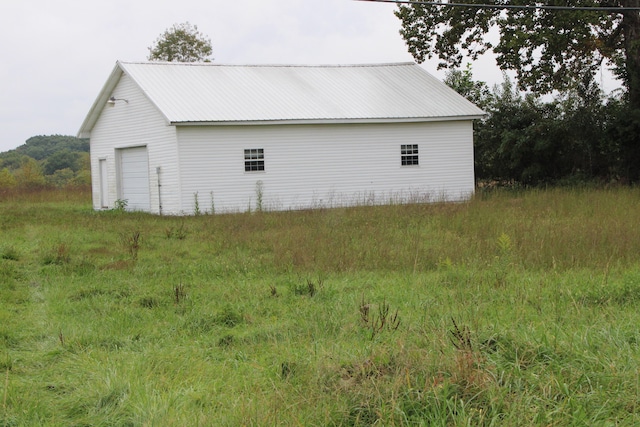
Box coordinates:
[1,135,89,160]
[0,135,89,170]
[0,135,91,187]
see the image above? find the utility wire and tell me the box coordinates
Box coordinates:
[355,0,640,12]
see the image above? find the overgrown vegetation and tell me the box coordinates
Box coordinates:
[445,67,640,185]
[1,187,640,425]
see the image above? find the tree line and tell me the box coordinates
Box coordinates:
[445,66,639,186]
[0,135,90,190]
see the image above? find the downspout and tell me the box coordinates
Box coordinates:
[156,166,163,215]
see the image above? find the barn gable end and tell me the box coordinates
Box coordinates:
[85,72,180,213]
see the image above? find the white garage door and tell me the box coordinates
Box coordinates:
[119,146,150,211]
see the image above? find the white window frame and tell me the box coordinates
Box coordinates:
[401,144,419,166]
[244,148,265,172]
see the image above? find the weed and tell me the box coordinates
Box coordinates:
[294,277,324,297]
[69,288,107,301]
[3,367,8,413]
[580,282,640,306]
[68,257,96,276]
[447,318,493,398]
[43,243,71,265]
[184,315,218,334]
[93,383,130,414]
[280,361,296,379]
[210,191,215,214]
[120,231,141,261]
[360,296,401,339]
[165,221,188,240]
[0,332,17,350]
[214,306,243,327]
[493,232,513,287]
[194,192,201,216]
[1,354,11,373]
[100,259,134,271]
[55,243,71,264]
[496,232,512,257]
[255,180,264,212]
[348,403,379,426]
[218,334,234,348]
[449,317,473,352]
[0,262,22,284]
[138,296,160,309]
[269,285,278,297]
[174,283,186,304]
[437,256,453,269]
[113,199,128,212]
[184,308,243,333]
[359,294,370,325]
[306,278,320,297]
[0,246,19,261]
[375,300,400,333]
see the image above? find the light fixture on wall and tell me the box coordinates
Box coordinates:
[107,96,129,107]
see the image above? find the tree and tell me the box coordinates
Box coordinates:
[395,1,640,109]
[443,64,492,109]
[0,168,16,189]
[47,168,75,187]
[444,69,620,184]
[14,157,45,188]
[44,150,80,175]
[604,98,640,181]
[148,22,213,62]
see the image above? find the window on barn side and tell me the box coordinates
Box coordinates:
[401,144,419,166]
[244,149,265,172]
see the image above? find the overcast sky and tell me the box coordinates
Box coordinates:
[0,0,616,154]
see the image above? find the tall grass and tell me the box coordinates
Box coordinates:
[0,184,91,204]
[1,186,639,425]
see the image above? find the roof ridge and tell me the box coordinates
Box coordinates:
[117,61,417,68]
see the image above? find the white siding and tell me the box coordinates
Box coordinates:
[175,121,474,214]
[89,74,179,213]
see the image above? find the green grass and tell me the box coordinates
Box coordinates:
[1,186,640,425]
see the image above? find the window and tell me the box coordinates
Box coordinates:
[244,149,265,172]
[401,144,419,166]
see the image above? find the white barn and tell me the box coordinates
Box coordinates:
[78,61,484,215]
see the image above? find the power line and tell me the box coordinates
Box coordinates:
[355,0,640,12]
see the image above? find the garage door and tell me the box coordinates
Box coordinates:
[119,146,150,211]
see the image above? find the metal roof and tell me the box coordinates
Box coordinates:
[79,61,485,136]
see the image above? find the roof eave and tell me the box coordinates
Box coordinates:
[170,115,486,127]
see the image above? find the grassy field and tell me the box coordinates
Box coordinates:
[1,186,640,426]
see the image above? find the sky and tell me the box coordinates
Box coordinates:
[0,0,619,154]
